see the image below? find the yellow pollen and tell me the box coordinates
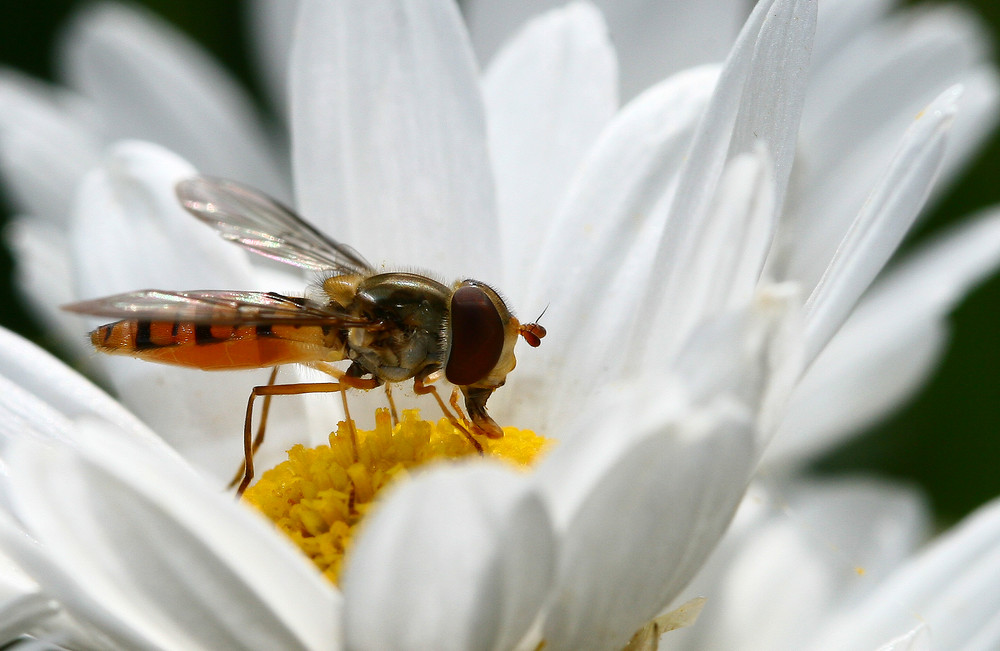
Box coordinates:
[243,408,549,584]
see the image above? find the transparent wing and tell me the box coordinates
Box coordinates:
[64,289,381,328]
[176,175,374,274]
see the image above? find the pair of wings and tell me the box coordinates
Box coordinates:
[64,176,379,327]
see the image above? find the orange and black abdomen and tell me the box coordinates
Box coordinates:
[91,320,343,370]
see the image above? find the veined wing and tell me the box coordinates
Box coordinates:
[64,289,381,328]
[176,176,374,274]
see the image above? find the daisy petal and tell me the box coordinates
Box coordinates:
[0,326,162,452]
[772,209,1000,466]
[246,0,300,116]
[540,400,755,651]
[343,463,553,651]
[663,0,814,239]
[639,148,777,368]
[814,0,894,61]
[502,66,718,433]
[67,141,290,478]
[812,496,1000,650]
[69,140,254,293]
[482,1,617,295]
[465,0,746,99]
[0,69,100,224]
[671,479,930,650]
[5,418,339,651]
[803,85,960,362]
[290,0,498,280]
[875,625,930,651]
[59,3,286,198]
[783,5,993,290]
[637,0,815,358]
[3,218,96,367]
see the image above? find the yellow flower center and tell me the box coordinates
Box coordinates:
[243,409,549,584]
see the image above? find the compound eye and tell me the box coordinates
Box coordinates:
[445,285,504,386]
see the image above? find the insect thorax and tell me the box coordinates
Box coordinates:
[337,272,451,383]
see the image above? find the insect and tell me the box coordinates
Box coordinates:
[64,176,546,494]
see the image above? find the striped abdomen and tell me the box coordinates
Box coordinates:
[91,320,345,370]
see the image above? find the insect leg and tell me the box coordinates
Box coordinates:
[412,374,483,455]
[383,382,400,426]
[239,381,350,496]
[449,387,473,430]
[228,366,280,489]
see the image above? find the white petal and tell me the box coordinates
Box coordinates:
[813,0,894,62]
[69,140,254,293]
[803,86,959,362]
[0,326,162,453]
[594,0,748,99]
[672,479,929,651]
[290,0,498,280]
[4,419,339,651]
[539,399,756,651]
[771,209,1000,466]
[246,0,300,116]
[67,141,298,479]
[811,496,1000,650]
[59,3,287,198]
[0,69,101,224]
[482,1,617,297]
[465,0,747,99]
[497,66,718,433]
[639,149,777,368]
[662,0,814,239]
[0,547,54,646]
[768,320,946,469]
[875,625,931,651]
[637,0,815,363]
[3,218,98,368]
[781,5,992,291]
[342,463,553,651]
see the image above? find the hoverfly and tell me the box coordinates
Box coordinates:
[64,176,546,494]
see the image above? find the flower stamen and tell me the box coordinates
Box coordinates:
[243,408,548,583]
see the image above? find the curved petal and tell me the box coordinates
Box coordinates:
[482,1,618,297]
[3,218,97,368]
[0,548,55,646]
[811,496,1000,650]
[771,210,1000,467]
[539,397,755,651]
[342,463,554,651]
[671,479,930,650]
[290,0,498,280]
[69,141,255,294]
[781,4,994,291]
[66,141,295,480]
[246,0,300,117]
[465,0,747,99]
[497,66,718,433]
[59,2,287,199]
[0,326,161,453]
[803,86,959,362]
[0,69,101,224]
[3,418,339,651]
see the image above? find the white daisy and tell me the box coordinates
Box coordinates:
[0,0,995,650]
[665,477,1000,650]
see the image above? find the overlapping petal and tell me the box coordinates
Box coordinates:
[482,1,618,296]
[771,210,1000,467]
[290,0,498,281]
[59,2,286,198]
[343,464,553,651]
[464,0,748,99]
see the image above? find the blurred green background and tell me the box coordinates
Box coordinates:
[0,0,997,525]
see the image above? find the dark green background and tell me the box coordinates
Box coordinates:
[0,1,997,525]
